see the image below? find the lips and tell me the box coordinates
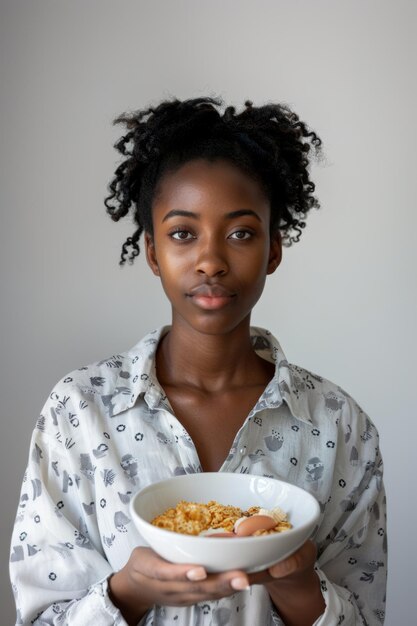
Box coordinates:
[187,283,236,298]
[187,283,236,310]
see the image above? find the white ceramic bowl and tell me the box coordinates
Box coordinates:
[129,472,320,573]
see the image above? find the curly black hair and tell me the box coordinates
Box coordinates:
[104,96,323,265]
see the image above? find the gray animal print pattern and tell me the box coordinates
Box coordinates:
[10,327,386,625]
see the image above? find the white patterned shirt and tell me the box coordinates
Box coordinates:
[10,327,387,625]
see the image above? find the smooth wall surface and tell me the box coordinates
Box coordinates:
[1,1,415,623]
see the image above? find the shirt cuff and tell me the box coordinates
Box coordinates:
[311,567,356,626]
[79,575,128,625]
[102,575,153,626]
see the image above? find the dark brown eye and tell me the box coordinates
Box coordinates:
[229,230,252,240]
[170,230,194,241]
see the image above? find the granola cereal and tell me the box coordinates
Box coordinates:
[150,500,291,537]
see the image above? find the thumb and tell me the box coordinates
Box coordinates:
[268,540,317,579]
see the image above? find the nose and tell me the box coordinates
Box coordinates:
[195,237,228,277]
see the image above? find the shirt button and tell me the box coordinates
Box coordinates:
[239,446,247,455]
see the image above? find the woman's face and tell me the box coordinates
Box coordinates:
[145,158,281,336]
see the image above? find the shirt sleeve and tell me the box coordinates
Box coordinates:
[9,383,132,626]
[266,406,386,626]
[312,409,387,625]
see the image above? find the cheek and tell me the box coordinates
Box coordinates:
[156,257,186,296]
[242,261,269,300]
[243,253,270,284]
[158,253,189,281]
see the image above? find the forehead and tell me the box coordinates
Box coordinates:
[153,158,269,209]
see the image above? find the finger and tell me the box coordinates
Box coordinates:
[268,540,317,579]
[162,569,251,600]
[132,546,208,582]
[184,570,251,598]
[132,547,251,594]
[217,570,251,592]
[247,569,274,586]
[172,569,251,595]
[137,569,251,606]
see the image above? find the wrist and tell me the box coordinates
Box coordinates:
[108,569,151,626]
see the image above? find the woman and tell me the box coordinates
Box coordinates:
[10,97,387,625]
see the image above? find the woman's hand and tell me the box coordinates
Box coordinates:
[108,546,251,626]
[248,540,325,626]
[247,538,317,585]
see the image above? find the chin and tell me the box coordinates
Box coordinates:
[183,314,251,337]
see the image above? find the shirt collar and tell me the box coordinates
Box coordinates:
[108,326,312,424]
[248,327,313,425]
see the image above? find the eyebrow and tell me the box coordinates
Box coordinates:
[162,209,262,223]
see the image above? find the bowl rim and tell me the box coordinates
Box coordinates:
[129,472,320,542]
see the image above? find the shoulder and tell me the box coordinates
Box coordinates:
[48,347,131,402]
[56,349,131,397]
[286,365,384,496]
[287,361,378,437]
[252,326,379,440]
[35,335,154,437]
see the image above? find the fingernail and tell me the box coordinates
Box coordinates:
[269,567,280,579]
[186,567,207,581]
[230,577,250,591]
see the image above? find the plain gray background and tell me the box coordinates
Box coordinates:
[1,0,415,623]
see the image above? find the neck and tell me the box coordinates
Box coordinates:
[156,316,271,393]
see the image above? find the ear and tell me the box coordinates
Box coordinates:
[267,231,282,275]
[144,232,160,276]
